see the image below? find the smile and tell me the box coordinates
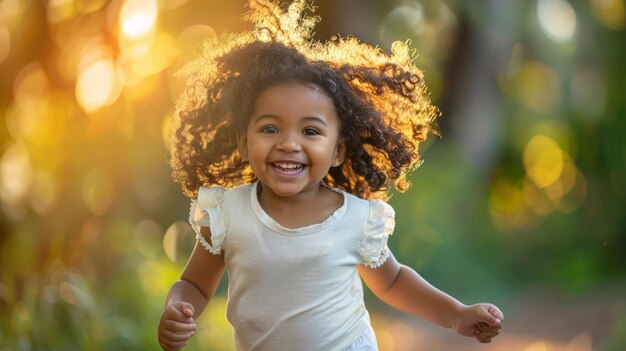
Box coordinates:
[271,162,306,175]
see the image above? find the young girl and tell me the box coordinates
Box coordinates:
[158,1,503,350]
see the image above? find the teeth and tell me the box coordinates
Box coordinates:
[274,162,302,169]
[272,162,304,174]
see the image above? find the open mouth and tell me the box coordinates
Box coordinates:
[271,162,306,175]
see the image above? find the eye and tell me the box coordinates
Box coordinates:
[261,125,278,134]
[303,127,320,136]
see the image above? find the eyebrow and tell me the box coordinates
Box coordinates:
[252,114,328,127]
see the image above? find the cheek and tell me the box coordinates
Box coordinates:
[245,140,268,165]
[310,143,339,164]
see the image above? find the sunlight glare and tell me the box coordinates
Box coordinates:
[121,32,178,85]
[76,58,123,113]
[537,0,577,43]
[120,0,158,39]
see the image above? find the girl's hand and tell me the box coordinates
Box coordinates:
[453,303,503,343]
[158,302,196,351]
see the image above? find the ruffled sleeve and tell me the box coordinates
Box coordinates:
[359,200,395,268]
[188,187,227,255]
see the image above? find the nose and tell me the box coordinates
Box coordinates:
[276,132,301,152]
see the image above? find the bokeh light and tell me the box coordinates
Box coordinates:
[163,220,194,263]
[13,62,50,115]
[120,0,159,40]
[537,0,577,43]
[524,135,564,189]
[504,61,562,113]
[0,143,32,219]
[591,0,625,30]
[75,51,124,113]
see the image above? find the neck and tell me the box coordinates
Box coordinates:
[255,181,343,229]
[257,181,324,208]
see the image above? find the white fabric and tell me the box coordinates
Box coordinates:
[189,182,394,351]
[345,326,378,351]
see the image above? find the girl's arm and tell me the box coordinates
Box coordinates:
[158,227,225,350]
[358,253,503,342]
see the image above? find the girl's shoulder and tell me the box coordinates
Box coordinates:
[337,189,395,228]
[340,190,394,215]
[196,183,254,206]
[340,191,395,269]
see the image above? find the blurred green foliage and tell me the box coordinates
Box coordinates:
[1,0,625,350]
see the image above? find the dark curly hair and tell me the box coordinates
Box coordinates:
[170,0,439,200]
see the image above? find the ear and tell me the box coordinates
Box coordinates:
[331,139,346,167]
[236,130,248,161]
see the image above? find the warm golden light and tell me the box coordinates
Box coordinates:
[46,0,75,24]
[525,341,549,351]
[120,0,158,39]
[13,62,49,114]
[81,169,114,215]
[120,32,178,86]
[0,143,33,204]
[28,171,57,215]
[162,112,173,145]
[177,24,216,58]
[0,26,10,64]
[524,135,564,188]
[76,58,122,113]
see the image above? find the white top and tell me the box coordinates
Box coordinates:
[189,182,395,351]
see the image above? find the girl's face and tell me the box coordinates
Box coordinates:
[238,82,345,199]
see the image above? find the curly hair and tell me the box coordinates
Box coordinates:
[170,0,439,200]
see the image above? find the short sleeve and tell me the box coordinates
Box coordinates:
[359,200,395,268]
[188,187,226,255]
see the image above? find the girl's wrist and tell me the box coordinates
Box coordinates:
[446,301,467,329]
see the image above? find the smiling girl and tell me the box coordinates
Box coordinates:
[157,1,503,350]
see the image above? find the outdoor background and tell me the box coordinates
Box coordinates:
[0,0,625,350]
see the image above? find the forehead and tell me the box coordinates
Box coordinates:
[251,82,338,124]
